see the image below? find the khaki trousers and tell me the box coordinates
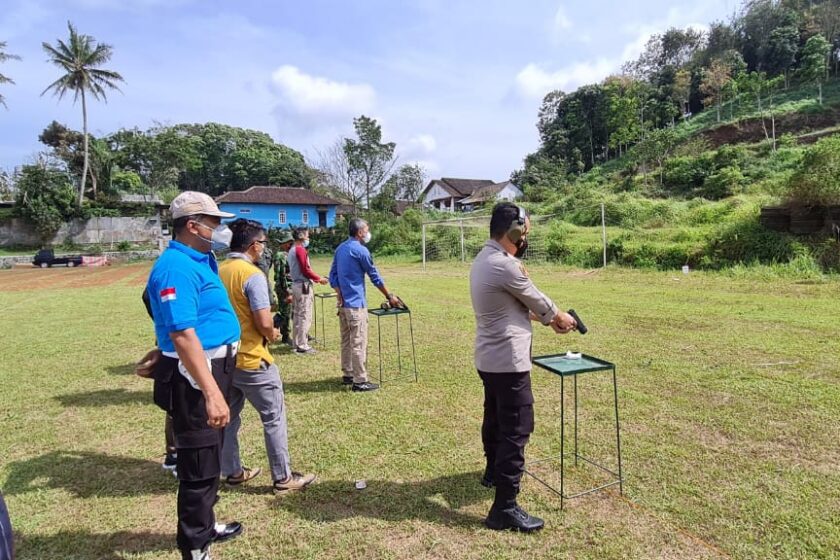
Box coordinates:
[339,307,368,383]
[292,282,314,350]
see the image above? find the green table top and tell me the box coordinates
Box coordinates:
[532,353,614,376]
[368,306,411,317]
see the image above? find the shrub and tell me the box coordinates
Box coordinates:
[685,198,740,225]
[701,166,744,200]
[712,145,748,169]
[116,240,132,252]
[706,214,802,266]
[111,169,144,193]
[787,135,840,205]
[663,155,713,192]
[811,238,840,273]
[15,163,77,243]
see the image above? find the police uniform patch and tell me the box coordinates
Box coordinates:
[519,263,529,278]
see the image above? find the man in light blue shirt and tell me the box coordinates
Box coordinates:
[145,191,243,560]
[329,218,400,392]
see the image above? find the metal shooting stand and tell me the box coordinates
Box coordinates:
[313,291,337,348]
[527,353,623,509]
[367,306,419,385]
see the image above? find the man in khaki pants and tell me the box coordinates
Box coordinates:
[328,218,400,392]
[288,228,327,354]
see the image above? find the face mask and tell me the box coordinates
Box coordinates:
[303,239,310,248]
[362,231,372,244]
[194,222,232,251]
[514,237,528,258]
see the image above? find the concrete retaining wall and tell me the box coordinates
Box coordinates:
[0,216,164,247]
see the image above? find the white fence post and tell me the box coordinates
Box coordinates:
[601,203,607,268]
[459,220,465,263]
[422,223,427,271]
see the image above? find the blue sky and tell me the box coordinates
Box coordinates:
[0,0,737,183]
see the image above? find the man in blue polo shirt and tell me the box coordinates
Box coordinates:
[146,191,243,560]
[329,218,400,392]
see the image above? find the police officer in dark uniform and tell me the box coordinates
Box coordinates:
[146,191,244,560]
[469,202,576,532]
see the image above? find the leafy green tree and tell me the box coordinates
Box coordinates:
[811,2,840,75]
[39,121,115,199]
[42,22,124,204]
[391,163,426,203]
[800,34,831,104]
[0,41,21,109]
[109,123,310,197]
[739,71,768,112]
[633,127,678,187]
[0,169,13,201]
[536,90,570,162]
[343,115,397,209]
[511,152,569,196]
[604,76,641,157]
[737,0,799,72]
[701,59,732,122]
[764,25,799,88]
[14,161,78,244]
[174,123,309,194]
[110,169,144,194]
[672,68,692,117]
[370,176,399,213]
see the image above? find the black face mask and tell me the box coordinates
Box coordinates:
[514,237,528,258]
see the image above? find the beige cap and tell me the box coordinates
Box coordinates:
[170,191,235,220]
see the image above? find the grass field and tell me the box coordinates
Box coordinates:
[1,258,838,560]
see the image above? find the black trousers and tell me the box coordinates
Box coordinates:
[478,370,535,508]
[165,414,176,455]
[158,349,235,558]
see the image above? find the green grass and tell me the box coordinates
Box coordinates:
[1,259,839,559]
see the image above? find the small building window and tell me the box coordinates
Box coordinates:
[278,211,287,224]
[239,208,251,214]
[302,210,309,224]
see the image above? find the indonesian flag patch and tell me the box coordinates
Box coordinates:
[159,287,177,302]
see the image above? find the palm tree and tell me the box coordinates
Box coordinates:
[0,41,21,109]
[42,22,124,203]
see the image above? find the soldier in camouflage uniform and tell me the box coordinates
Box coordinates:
[256,236,277,310]
[272,231,295,345]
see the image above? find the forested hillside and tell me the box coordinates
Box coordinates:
[505,0,840,275]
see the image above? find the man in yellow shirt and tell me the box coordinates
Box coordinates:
[218,219,316,494]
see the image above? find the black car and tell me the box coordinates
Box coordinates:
[32,249,84,268]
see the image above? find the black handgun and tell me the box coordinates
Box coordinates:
[568,309,588,334]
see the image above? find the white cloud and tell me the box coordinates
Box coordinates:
[270,65,375,117]
[407,133,437,154]
[517,7,716,100]
[515,60,614,98]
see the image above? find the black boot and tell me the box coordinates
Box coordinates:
[485,503,544,532]
[485,486,543,532]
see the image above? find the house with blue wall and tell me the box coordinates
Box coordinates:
[216,186,340,229]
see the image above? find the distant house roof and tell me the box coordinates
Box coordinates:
[336,204,359,216]
[422,177,496,200]
[216,186,340,206]
[459,181,520,205]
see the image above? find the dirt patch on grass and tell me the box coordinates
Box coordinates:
[701,108,840,147]
[0,263,150,292]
